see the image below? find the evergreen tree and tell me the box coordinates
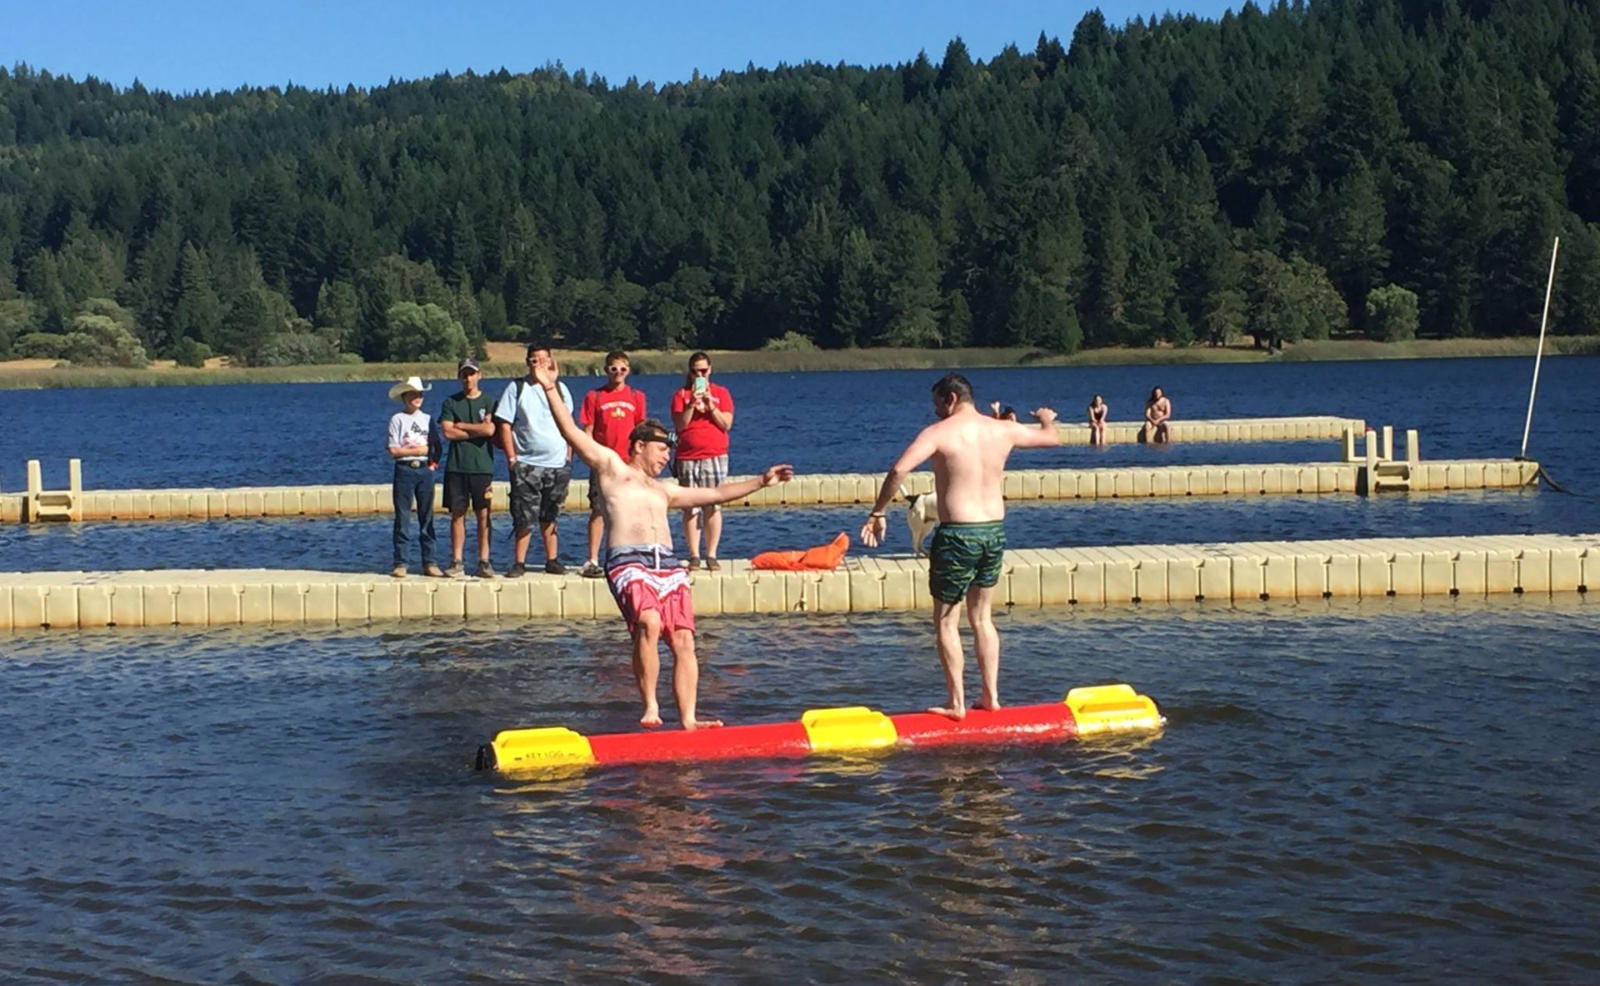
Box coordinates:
[167,243,222,347]
[21,250,69,332]
[1,1,1598,360]
[877,214,942,347]
[830,227,879,347]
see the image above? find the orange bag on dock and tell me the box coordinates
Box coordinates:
[750,532,849,571]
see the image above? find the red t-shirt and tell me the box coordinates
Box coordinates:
[671,382,734,459]
[580,384,647,457]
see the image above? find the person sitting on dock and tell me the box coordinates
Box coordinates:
[1141,386,1171,444]
[1087,394,1108,446]
[531,355,795,731]
[989,401,1019,422]
[859,373,1060,720]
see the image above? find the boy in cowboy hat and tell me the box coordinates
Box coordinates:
[386,375,443,577]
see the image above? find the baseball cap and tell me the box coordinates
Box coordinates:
[457,357,480,375]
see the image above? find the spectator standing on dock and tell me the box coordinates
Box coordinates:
[1088,394,1109,446]
[671,352,735,571]
[859,373,1060,720]
[531,354,793,730]
[579,350,647,579]
[1141,387,1172,444]
[386,375,442,578]
[440,358,499,578]
[495,343,575,578]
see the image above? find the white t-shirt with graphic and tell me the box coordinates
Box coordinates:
[387,409,431,461]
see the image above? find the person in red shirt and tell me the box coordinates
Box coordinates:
[670,351,735,570]
[578,350,648,578]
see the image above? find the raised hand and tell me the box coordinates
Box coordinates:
[1032,407,1058,427]
[761,463,794,487]
[533,356,559,389]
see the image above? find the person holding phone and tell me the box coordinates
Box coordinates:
[670,351,735,571]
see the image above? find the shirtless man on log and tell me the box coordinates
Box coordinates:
[859,373,1060,720]
[533,356,793,730]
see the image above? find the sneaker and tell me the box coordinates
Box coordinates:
[579,561,604,579]
[423,564,444,577]
[544,559,566,576]
[391,564,407,578]
[477,560,497,579]
[506,562,527,578]
[443,561,466,579]
[706,556,722,572]
[686,556,702,571]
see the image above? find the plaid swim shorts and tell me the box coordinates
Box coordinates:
[671,454,728,518]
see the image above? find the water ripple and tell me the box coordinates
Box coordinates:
[1,603,1597,982]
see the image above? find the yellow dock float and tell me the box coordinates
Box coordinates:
[1057,414,1364,445]
[0,459,1540,524]
[0,533,1590,630]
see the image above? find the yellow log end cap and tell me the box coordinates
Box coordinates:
[1064,683,1164,738]
[801,706,899,753]
[487,726,596,772]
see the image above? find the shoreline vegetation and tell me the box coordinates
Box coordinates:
[0,337,1594,390]
[6,4,1600,382]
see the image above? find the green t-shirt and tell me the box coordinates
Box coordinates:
[439,390,498,475]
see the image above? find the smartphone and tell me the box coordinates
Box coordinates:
[693,376,709,396]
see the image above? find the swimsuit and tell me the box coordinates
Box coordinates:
[605,544,695,636]
[927,521,1007,604]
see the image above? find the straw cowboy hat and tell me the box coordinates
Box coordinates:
[388,375,432,401]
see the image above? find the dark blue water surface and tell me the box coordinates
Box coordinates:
[2,356,1598,571]
[2,602,1597,983]
[2,355,1598,486]
[3,357,1600,983]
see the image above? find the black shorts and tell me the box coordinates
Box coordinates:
[444,472,493,513]
[510,462,571,531]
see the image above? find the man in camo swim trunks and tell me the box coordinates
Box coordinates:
[530,355,794,730]
[859,373,1060,720]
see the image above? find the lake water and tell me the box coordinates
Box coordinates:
[2,356,1599,570]
[2,356,1599,983]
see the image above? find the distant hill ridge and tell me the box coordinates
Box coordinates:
[2,0,1598,370]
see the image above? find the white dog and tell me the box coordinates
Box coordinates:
[905,489,939,557]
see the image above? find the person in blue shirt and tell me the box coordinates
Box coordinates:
[495,343,575,577]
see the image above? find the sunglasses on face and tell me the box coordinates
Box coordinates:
[606,365,629,373]
[691,367,710,376]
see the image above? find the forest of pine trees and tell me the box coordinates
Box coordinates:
[3,0,1600,367]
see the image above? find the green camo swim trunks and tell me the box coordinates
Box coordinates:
[927,521,1006,604]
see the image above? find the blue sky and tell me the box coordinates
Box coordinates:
[1,0,1238,95]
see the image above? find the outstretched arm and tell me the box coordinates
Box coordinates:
[1014,407,1062,449]
[533,358,620,473]
[859,428,937,547]
[667,464,793,509]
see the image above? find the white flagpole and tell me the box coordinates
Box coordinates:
[1519,236,1561,459]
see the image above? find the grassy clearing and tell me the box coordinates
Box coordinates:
[0,337,1593,390]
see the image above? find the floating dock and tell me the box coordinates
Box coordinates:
[1,533,1590,630]
[0,458,1536,524]
[1056,414,1363,445]
[476,683,1164,776]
